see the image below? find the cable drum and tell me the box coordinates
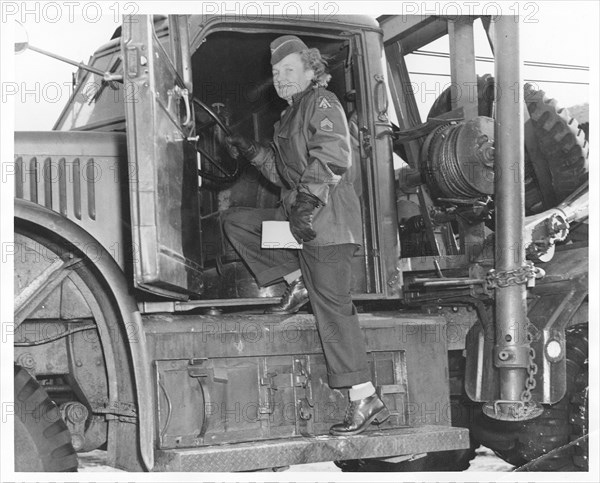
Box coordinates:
[422,116,496,200]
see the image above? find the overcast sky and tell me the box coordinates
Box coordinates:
[6,1,597,130]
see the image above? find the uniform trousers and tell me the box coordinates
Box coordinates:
[222,206,371,388]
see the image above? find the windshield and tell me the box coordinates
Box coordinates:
[55,19,176,132]
[55,46,125,131]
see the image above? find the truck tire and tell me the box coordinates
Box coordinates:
[524,83,589,206]
[335,445,476,472]
[472,323,588,471]
[14,365,78,472]
[427,75,589,214]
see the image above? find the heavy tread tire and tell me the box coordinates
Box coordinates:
[472,323,588,471]
[14,365,78,472]
[334,443,476,472]
[427,75,589,213]
[524,83,589,203]
[335,454,444,472]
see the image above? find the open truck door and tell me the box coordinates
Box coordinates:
[122,15,202,299]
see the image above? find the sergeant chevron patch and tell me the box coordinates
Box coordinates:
[320,117,333,132]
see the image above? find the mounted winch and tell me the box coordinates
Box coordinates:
[422,116,495,201]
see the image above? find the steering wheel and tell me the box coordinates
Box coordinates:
[192,98,239,183]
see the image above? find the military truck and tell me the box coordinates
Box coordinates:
[13,14,588,472]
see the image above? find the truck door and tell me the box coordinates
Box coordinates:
[122,15,202,299]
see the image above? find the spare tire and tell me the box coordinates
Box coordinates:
[524,83,589,206]
[427,75,589,214]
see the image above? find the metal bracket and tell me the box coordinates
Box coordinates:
[298,399,313,421]
[482,399,543,421]
[358,127,372,160]
[259,369,278,415]
[295,357,314,406]
[60,402,89,450]
[94,399,137,422]
[386,266,403,293]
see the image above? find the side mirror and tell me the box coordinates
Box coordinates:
[12,21,123,83]
[14,21,29,54]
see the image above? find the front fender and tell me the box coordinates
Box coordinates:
[14,198,154,471]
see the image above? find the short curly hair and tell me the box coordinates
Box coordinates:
[300,48,332,87]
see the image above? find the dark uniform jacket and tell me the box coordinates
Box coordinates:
[250,84,363,247]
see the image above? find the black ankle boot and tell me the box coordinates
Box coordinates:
[329,393,390,436]
[264,276,309,314]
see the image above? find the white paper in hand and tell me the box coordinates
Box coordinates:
[261,221,303,249]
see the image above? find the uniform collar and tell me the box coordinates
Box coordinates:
[291,84,317,105]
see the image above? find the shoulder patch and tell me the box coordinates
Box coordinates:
[320,117,334,132]
[318,96,332,109]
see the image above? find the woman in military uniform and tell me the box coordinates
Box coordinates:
[223,35,389,435]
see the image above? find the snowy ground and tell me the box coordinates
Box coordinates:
[79,445,513,472]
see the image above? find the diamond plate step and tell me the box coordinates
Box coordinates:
[153,425,469,472]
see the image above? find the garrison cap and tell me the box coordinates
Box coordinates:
[270,35,308,65]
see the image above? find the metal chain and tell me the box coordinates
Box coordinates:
[486,261,544,289]
[514,328,539,418]
[520,330,539,404]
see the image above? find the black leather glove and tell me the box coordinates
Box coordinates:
[289,192,321,243]
[224,132,257,160]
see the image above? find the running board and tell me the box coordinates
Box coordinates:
[153,425,469,472]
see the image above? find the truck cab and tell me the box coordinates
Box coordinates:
[47,14,399,303]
